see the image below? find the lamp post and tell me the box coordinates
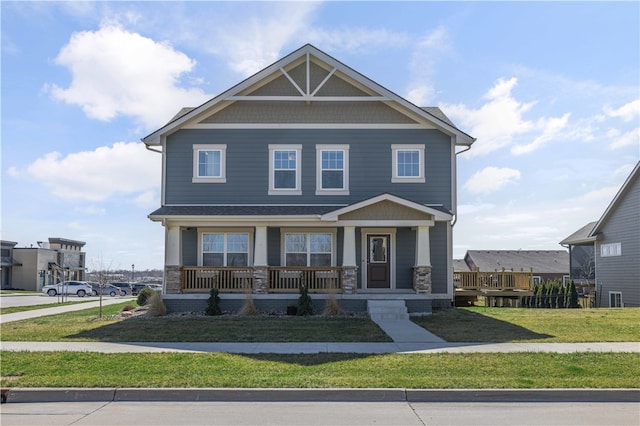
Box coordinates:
[131,264,135,283]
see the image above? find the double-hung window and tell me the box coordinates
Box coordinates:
[391,144,425,183]
[201,232,250,266]
[316,145,349,195]
[269,145,301,195]
[193,144,226,183]
[284,232,334,267]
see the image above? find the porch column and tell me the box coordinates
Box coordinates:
[253,226,268,293]
[165,226,181,294]
[414,226,432,294]
[343,226,356,266]
[342,226,357,294]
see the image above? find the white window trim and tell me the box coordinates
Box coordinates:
[269,144,302,195]
[198,228,254,266]
[316,144,349,195]
[281,228,337,267]
[609,291,623,308]
[391,144,425,183]
[600,242,622,257]
[532,276,541,286]
[192,144,227,183]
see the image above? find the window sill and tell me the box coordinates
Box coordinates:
[193,177,226,183]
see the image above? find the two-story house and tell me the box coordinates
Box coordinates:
[142,44,475,314]
[561,162,639,307]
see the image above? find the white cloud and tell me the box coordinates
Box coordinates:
[511,113,571,155]
[610,127,640,150]
[464,166,521,195]
[47,25,210,129]
[442,78,535,156]
[25,142,160,203]
[202,3,321,76]
[604,99,640,122]
[405,26,451,106]
[613,163,636,178]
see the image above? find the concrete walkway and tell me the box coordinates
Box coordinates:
[0,297,135,324]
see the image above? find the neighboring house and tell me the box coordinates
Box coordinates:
[561,162,639,307]
[462,250,570,284]
[141,44,475,313]
[1,240,21,289]
[11,238,86,291]
[559,221,597,285]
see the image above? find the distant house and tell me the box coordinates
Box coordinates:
[11,238,87,291]
[461,250,569,284]
[141,44,475,314]
[561,162,639,308]
[1,240,20,290]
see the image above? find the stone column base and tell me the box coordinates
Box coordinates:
[165,265,182,294]
[253,266,268,294]
[413,266,432,294]
[341,266,358,294]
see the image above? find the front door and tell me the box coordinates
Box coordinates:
[367,235,390,288]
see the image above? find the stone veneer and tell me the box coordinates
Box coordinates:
[252,266,268,294]
[164,265,182,294]
[341,266,358,294]
[413,266,432,294]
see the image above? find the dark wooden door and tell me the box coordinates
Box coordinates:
[367,235,390,288]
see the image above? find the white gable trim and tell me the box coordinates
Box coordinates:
[320,193,452,222]
[142,44,475,146]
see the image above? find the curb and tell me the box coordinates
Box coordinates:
[4,388,639,403]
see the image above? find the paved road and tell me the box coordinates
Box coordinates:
[2,400,639,426]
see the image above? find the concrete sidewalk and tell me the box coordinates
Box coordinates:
[2,341,638,354]
[0,297,134,324]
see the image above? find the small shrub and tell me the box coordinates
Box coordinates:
[146,292,167,316]
[137,288,155,306]
[297,284,313,316]
[567,280,580,308]
[205,287,222,316]
[321,293,344,316]
[237,292,259,316]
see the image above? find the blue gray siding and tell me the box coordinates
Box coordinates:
[430,222,448,294]
[164,129,452,208]
[396,228,416,290]
[595,175,640,307]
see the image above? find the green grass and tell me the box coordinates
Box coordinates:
[413,307,640,342]
[0,302,391,342]
[1,351,638,389]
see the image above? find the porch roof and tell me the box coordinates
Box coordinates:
[149,205,343,219]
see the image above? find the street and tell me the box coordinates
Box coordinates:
[1,400,639,425]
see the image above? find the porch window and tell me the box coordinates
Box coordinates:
[269,145,301,195]
[391,144,425,183]
[193,144,226,183]
[202,233,249,266]
[285,233,332,266]
[316,145,349,195]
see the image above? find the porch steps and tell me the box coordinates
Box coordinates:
[367,300,409,320]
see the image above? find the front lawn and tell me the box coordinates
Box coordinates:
[413,307,640,342]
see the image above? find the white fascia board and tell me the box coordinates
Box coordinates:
[321,193,452,222]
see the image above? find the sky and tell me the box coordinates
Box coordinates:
[2,1,639,271]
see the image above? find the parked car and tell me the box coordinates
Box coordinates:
[42,281,92,297]
[90,283,124,297]
[110,282,132,296]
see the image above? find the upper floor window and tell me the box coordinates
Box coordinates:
[391,144,425,183]
[316,145,349,195]
[193,144,226,183]
[269,145,301,195]
[201,232,250,266]
[283,231,334,267]
[600,242,622,257]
